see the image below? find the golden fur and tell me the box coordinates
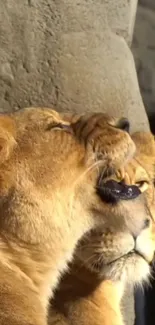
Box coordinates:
[0,107,136,325]
[49,132,155,325]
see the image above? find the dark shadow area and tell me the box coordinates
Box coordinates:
[134,266,155,325]
[145,267,155,325]
[148,113,155,134]
[134,288,146,325]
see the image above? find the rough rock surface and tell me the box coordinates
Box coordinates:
[0,0,149,133]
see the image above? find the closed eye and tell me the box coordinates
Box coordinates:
[135,180,149,193]
[46,123,72,132]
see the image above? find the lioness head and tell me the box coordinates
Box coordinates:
[76,132,155,286]
[0,107,136,304]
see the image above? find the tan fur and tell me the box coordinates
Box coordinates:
[0,107,136,325]
[49,131,155,325]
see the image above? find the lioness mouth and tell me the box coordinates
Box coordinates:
[96,179,141,203]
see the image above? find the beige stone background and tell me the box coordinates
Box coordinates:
[132,0,155,132]
[0,0,150,133]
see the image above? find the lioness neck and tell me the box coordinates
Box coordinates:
[0,237,78,325]
[0,213,92,311]
[93,281,125,325]
[0,260,46,325]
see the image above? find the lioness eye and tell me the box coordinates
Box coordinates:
[47,123,71,131]
[136,181,149,192]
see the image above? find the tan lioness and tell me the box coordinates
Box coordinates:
[0,107,137,325]
[49,132,155,325]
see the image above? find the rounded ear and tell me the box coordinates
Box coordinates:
[0,115,16,164]
[132,131,155,156]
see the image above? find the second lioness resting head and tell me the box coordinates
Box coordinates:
[76,132,155,286]
[0,108,137,324]
[49,132,155,325]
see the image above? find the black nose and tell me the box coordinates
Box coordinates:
[116,118,130,133]
[144,218,150,229]
[96,180,141,204]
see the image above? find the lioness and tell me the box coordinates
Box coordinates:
[49,132,155,325]
[0,107,137,325]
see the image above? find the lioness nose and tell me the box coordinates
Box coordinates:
[116,118,130,133]
[144,218,150,228]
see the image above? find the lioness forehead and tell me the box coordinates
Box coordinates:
[132,132,155,157]
[0,108,72,139]
[13,107,65,127]
[12,107,120,127]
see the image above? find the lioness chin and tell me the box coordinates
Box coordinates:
[0,107,135,325]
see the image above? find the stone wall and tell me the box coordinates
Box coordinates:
[132,0,155,130]
[0,0,149,133]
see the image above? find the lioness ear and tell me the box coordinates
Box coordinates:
[132,132,155,156]
[0,115,16,164]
